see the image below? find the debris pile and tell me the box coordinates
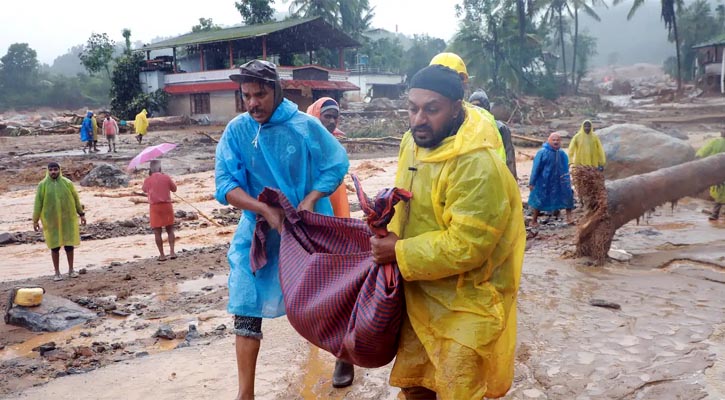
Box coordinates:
[80,163,129,188]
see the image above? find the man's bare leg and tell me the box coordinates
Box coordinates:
[166,225,176,258]
[235,336,260,400]
[565,208,574,224]
[51,250,61,280]
[66,247,75,274]
[153,228,166,261]
[530,209,540,227]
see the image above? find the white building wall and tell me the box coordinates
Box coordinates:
[167,91,240,124]
[345,73,405,100]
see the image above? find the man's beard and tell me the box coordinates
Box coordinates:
[411,117,458,149]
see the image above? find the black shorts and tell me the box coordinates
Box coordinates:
[50,246,74,253]
[233,315,263,339]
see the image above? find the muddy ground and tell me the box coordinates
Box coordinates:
[1,95,725,399]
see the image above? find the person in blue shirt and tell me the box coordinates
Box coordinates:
[215,60,350,399]
[528,132,574,227]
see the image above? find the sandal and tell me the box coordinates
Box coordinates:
[169,254,178,260]
[69,271,79,278]
[53,275,63,282]
[158,256,167,262]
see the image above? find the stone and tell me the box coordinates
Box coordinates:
[110,261,122,266]
[0,232,16,245]
[78,268,87,274]
[32,342,56,355]
[80,163,129,188]
[43,349,71,361]
[363,97,397,111]
[118,220,136,228]
[185,324,201,340]
[174,210,187,218]
[203,272,214,279]
[608,249,633,262]
[153,325,176,340]
[598,124,696,180]
[6,294,97,332]
[73,346,94,358]
[111,310,130,317]
[135,351,149,358]
[589,299,622,310]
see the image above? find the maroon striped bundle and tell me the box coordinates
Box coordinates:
[250,180,411,368]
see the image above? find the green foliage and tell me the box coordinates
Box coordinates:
[236,0,276,24]
[192,18,222,32]
[452,0,544,94]
[127,89,170,117]
[0,43,39,91]
[404,35,446,82]
[50,45,86,77]
[360,37,404,73]
[110,52,144,119]
[574,31,598,90]
[122,29,132,54]
[79,33,116,78]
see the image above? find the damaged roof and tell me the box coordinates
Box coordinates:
[693,33,725,49]
[140,17,359,53]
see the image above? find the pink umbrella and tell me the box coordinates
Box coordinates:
[127,143,178,171]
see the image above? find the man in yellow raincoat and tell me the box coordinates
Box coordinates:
[33,162,87,281]
[90,111,100,152]
[429,52,507,163]
[134,109,149,144]
[568,120,606,169]
[696,131,725,220]
[370,65,525,400]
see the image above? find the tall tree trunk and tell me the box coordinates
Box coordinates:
[673,15,682,93]
[516,0,526,48]
[575,153,725,262]
[558,6,568,86]
[571,5,579,90]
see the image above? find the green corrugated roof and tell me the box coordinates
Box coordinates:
[693,33,725,49]
[140,17,358,51]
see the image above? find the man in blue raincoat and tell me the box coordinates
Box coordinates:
[80,111,94,153]
[214,60,349,399]
[528,132,574,227]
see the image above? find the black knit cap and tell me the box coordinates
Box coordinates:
[409,64,464,101]
[47,162,60,169]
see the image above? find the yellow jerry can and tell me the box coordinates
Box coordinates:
[12,287,45,306]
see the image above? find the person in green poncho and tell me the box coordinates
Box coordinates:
[32,162,87,281]
[696,131,725,220]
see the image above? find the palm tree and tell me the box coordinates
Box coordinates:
[122,29,132,54]
[570,0,605,88]
[541,0,569,85]
[617,0,684,92]
[288,0,339,27]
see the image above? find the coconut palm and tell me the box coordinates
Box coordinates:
[616,0,684,92]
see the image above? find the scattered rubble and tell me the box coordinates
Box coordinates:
[80,163,129,188]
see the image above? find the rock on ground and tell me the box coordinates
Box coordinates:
[598,124,695,180]
[80,163,129,188]
[5,294,97,332]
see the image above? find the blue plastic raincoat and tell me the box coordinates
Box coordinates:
[528,142,574,212]
[215,98,349,318]
[80,112,94,142]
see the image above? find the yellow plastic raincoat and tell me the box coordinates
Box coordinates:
[91,115,99,141]
[466,102,507,162]
[696,137,725,203]
[568,120,606,167]
[32,169,83,249]
[134,109,149,135]
[388,105,526,399]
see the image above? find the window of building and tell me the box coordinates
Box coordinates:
[190,93,210,115]
[235,90,246,113]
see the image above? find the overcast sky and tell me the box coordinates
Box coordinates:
[0,0,460,64]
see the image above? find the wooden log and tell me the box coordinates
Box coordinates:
[575,153,725,263]
[195,131,219,143]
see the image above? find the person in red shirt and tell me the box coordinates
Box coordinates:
[142,160,177,261]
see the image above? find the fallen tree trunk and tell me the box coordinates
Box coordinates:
[575,152,725,262]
